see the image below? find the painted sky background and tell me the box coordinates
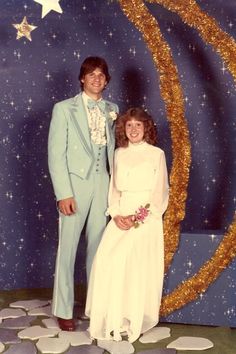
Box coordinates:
[0,0,235,325]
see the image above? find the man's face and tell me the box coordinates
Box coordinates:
[81,68,107,99]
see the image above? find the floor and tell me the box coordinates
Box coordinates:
[0,288,235,354]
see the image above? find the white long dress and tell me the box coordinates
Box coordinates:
[85,141,169,343]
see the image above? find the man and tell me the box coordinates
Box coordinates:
[48,56,118,331]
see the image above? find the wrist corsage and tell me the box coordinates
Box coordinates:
[133,203,150,228]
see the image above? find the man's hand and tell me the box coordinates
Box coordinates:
[113,215,135,230]
[58,197,77,216]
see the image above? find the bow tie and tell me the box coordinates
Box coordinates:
[87,98,106,112]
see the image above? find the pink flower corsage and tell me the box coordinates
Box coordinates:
[133,203,150,228]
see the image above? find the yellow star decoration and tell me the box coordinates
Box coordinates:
[34,0,63,19]
[13,16,37,42]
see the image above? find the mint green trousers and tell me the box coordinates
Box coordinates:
[52,171,109,319]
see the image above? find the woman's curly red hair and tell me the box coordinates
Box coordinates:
[115,107,158,148]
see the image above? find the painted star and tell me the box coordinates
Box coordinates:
[13,16,37,41]
[34,0,63,18]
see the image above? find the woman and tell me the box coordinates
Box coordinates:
[85,107,169,343]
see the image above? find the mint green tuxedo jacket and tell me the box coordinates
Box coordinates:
[48,93,118,201]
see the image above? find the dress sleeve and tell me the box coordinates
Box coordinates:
[105,151,121,217]
[149,150,169,218]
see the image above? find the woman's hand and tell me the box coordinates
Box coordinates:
[113,215,135,230]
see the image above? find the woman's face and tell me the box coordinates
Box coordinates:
[125,118,144,144]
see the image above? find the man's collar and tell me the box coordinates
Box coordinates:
[82,91,103,103]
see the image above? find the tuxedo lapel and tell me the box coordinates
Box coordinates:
[105,119,113,147]
[70,94,93,156]
[104,105,115,148]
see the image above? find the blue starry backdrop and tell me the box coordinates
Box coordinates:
[0,0,235,326]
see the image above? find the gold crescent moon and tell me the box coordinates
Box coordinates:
[118,0,236,316]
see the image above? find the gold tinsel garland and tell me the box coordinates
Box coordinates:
[119,0,191,272]
[148,0,236,82]
[118,0,236,315]
[147,0,236,317]
[160,215,236,316]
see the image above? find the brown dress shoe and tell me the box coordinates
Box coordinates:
[57,317,75,331]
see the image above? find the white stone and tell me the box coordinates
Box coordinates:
[59,330,92,346]
[97,339,135,354]
[42,318,59,329]
[36,337,70,353]
[167,336,214,350]
[0,308,26,320]
[139,327,171,343]
[10,299,50,311]
[18,325,59,340]
[0,342,5,353]
[28,305,52,317]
